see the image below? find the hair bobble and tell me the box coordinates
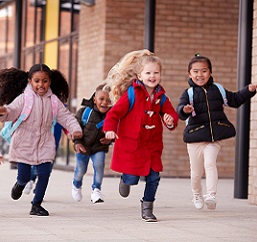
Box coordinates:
[195,53,200,57]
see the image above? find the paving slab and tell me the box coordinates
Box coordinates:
[0,162,257,241]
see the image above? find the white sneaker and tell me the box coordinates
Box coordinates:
[72,184,82,202]
[23,181,34,195]
[204,194,217,210]
[192,194,204,210]
[91,188,104,203]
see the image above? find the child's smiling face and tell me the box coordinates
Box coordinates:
[29,71,51,96]
[94,90,111,113]
[189,61,211,87]
[137,61,161,93]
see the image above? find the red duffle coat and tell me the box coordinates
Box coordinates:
[103,80,179,176]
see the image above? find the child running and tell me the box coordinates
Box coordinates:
[23,88,69,196]
[176,54,257,210]
[72,83,112,203]
[103,49,179,222]
[0,64,82,216]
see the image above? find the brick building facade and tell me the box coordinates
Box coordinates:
[78,0,239,178]
[1,0,257,205]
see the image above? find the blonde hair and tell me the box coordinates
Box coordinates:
[104,49,154,104]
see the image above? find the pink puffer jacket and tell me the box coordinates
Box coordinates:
[0,84,81,165]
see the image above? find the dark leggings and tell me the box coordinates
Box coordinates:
[17,162,52,205]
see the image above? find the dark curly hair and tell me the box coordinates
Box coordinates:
[0,64,69,105]
[0,67,28,105]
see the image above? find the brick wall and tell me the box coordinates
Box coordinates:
[249,0,257,205]
[78,0,239,178]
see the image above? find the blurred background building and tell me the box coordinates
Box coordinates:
[0,0,256,205]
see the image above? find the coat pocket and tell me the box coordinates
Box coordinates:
[213,120,236,140]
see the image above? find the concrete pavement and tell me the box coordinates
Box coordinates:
[0,162,257,241]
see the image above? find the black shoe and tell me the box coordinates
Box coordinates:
[30,204,49,216]
[119,177,130,198]
[11,182,25,200]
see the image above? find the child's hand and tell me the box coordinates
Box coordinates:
[75,143,86,153]
[249,84,257,92]
[0,107,7,115]
[0,156,4,165]
[183,104,194,114]
[105,131,119,140]
[100,137,112,145]
[163,113,174,126]
[72,131,82,140]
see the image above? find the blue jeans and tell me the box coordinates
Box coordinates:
[122,169,160,202]
[17,162,52,205]
[73,151,105,190]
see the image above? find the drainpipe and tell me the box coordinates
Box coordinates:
[13,0,23,68]
[144,0,155,52]
[234,0,253,199]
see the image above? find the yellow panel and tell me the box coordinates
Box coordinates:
[44,0,60,69]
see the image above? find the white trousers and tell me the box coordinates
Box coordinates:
[187,141,222,196]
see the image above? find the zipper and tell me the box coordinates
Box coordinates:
[218,121,230,127]
[36,97,44,162]
[203,87,214,142]
[189,125,205,133]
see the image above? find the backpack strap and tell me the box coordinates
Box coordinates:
[1,91,34,144]
[187,87,196,117]
[213,83,228,106]
[81,107,93,126]
[127,86,135,112]
[50,94,59,133]
[96,120,104,129]
[160,94,166,107]
[127,85,166,112]
[20,91,34,120]
[81,106,104,129]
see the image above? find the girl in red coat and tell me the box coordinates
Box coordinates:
[103,50,178,222]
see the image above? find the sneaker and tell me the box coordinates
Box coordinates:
[119,177,130,198]
[192,194,204,210]
[30,204,49,216]
[91,188,104,203]
[11,182,25,200]
[72,184,82,202]
[204,194,217,210]
[23,181,34,195]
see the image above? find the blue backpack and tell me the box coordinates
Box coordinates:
[186,83,227,125]
[127,85,167,112]
[81,107,104,129]
[81,85,167,127]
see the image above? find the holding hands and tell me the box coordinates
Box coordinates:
[100,137,112,145]
[72,131,83,140]
[105,131,119,140]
